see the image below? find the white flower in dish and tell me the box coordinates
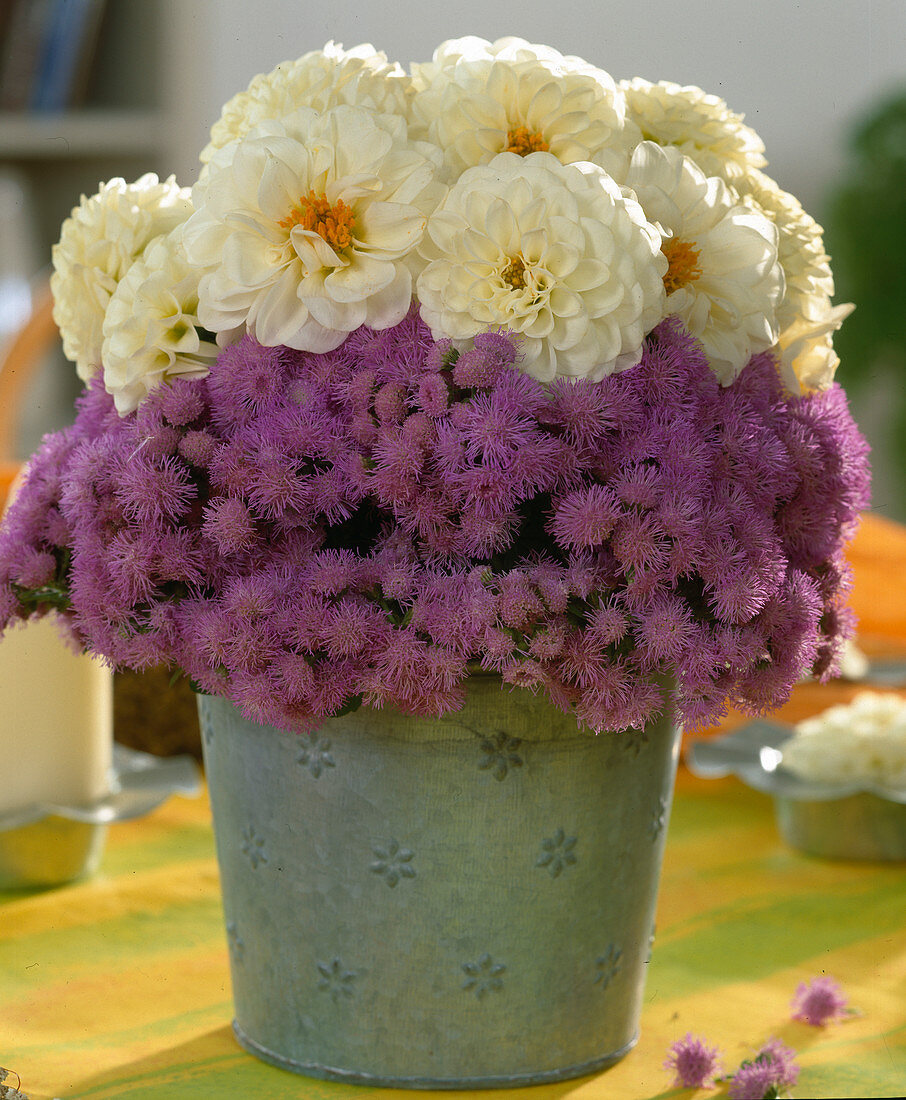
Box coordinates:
[416,151,667,382]
[776,301,853,394]
[410,37,636,180]
[101,226,219,415]
[50,174,192,382]
[620,78,767,182]
[184,105,441,353]
[201,41,412,168]
[625,141,783,384]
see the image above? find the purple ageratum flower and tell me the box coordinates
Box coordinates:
[0,309,872,734]
[374,381,408,424]
[202,498,257,556]
[790,976,851,1026]
[115,453,196,525]
[178,429,217,468]
[451,331,517,389]
[550,484,622,551]
[728,1039,799,1100]
[663,1032,723,1089]
[150,376,207,427]
[416,372,450,417]
[206,336,288,428]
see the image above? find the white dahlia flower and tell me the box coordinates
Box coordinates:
[184,105,442,353]
[50,174,192,381]
[200,42,412,168]
[620,78,767,183]
[416,151,667,381]
[625,142,783,384]
[776,301,853,394]
[410,36,636,180]
[733,168,836,330]
[411,35,604,87]
[101,226,218,414]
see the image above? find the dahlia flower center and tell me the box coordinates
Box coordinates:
[505,126,550,156]
[500,257,527,289]
[279,191,356,251]
[661,237,703,294]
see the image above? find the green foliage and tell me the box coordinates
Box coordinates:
[825,89,906,507]
[827,90,906,383]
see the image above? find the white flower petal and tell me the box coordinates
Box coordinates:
[249,268,312,346]
[620,77,767,182]
[626,141,783,383]
[201,43,412,167]
[188,105,440,352]
[416,152,665,379]
[323,254,395,301]
[356,201,426,254]
[51,175,193,381]
[101,226,216,412]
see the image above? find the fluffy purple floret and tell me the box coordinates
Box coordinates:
[0,312,870,733]
[790,975,851,1026]
[663,1032,722,1088]
[728,1039,799,1099]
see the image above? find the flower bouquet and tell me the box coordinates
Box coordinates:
[0,37,869,1087]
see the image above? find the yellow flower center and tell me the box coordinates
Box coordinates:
[505,126,550,156]
[279,191,356,251]
[501,257,527,289]
[661,237,703,294]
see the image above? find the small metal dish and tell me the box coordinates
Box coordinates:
[686,720,906,861]
[0,744,201,888]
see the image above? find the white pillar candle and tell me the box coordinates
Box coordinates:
[0,463,113,819]
[0,615,113,818]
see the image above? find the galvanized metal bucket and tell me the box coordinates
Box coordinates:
[199,677,680,1088]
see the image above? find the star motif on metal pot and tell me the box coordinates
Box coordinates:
[536,828,578,877]
[594,944,622,989]
[239,824,268,869]
[199,709,216,747]
[296,731,335,778]
[317,957,357,1001]
[462,953,506,999]
[649,795,668,840]
[477,729,524,781]
[645,922,656,965]
[620,727,649,757]
[226,919,245,963]
[370,838,416,887]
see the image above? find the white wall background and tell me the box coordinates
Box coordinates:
[163,0,906,222]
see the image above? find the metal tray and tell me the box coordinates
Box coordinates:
[686,720,906,861]
[0,744,200,888]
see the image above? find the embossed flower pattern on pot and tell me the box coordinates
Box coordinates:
[239,825,268,869]
[477,730,523,781]
[594,944,623,989]
[317,957,357,1001]
[462,953,506,999]
[621,728,650,757]
[536,828,578,877]
[296,731,336,778]
[649,796,669,840]
[226,920,245,962]
[370,838,416,887]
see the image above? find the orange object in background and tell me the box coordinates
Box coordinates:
[0,461,21,506]
[847,511,906,654]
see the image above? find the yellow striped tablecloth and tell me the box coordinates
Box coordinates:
[1,766,903,1100]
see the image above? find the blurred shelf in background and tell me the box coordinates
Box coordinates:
[0,108,165,159]
[0,0,170,456]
